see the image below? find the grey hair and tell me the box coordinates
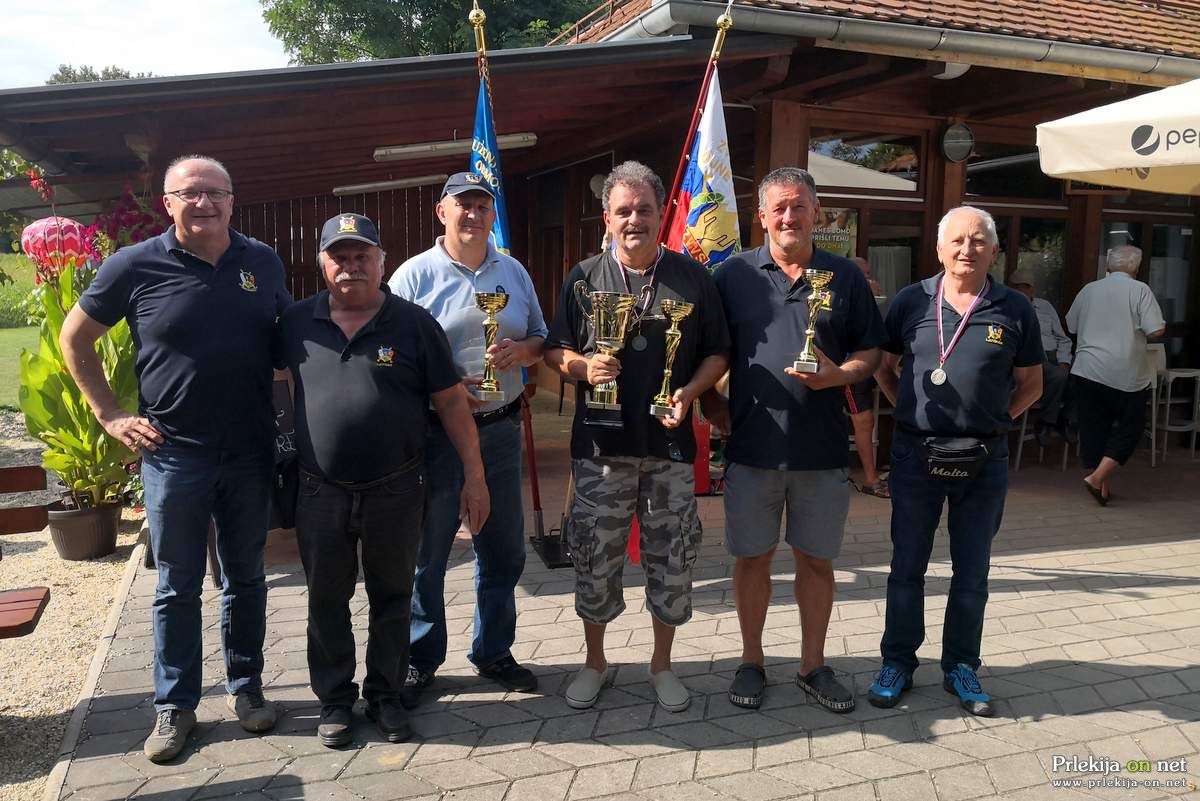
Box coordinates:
[163,154,232,192]
[601,161,665,212]
[937,206,998,247]
[758,167,818,209]
[1106,244,1142,274]
[317,247,387,267]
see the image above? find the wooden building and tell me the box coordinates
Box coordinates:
[1,0,1198,373]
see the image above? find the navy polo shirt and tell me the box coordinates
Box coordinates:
[546,249,730,463]
[883,274,1044,437]
[714,245,885,471]
[277,286,460,483]
[79,226,290,450]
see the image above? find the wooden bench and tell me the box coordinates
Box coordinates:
[0,465,52,638]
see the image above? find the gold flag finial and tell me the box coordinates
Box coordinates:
[469,0,488,55]
[712,0,735,60]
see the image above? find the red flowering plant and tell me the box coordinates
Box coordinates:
[84,184,171,260]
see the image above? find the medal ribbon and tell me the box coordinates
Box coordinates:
[614,245,662,324]
[935,275,986,370]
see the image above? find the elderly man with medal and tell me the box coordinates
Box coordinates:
[544,160,729,714]
[871,205,1043,717]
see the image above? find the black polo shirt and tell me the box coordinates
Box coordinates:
[277,285,460,483]
[714,245,885,471]
[883,274,1044,437]
[78,226,290,451]
[546,249,730,462]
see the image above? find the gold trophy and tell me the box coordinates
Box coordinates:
[573,281,645,416]
[650,299,695,417]
[793,270,834,373]
[474,291,509,400]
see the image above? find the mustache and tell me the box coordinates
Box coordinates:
[334,271,368,282]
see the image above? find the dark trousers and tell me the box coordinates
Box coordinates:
[296,460,425,706]
[881,432,1009,676]
[1074,375,1149,469]
[1040,351,1072,427]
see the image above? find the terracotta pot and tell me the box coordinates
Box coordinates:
[46,502,121,560]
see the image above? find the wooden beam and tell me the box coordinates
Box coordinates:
[808,61,940,105]
[750,100,808,248]
[765,54,890,102]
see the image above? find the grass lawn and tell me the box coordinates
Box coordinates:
[0,326,38,411]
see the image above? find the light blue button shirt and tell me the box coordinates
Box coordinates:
[388,237,548,412]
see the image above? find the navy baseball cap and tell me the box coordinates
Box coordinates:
[319,213,381,251]
[441,171,496,200]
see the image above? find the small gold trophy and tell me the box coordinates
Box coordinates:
[573,281,641,413]
[793,270,834,373]
[474,291,509,401]
[650,299,695,417]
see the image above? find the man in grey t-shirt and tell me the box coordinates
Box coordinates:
[1066,245,1165,505]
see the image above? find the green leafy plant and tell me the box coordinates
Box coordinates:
[18,262,138,508]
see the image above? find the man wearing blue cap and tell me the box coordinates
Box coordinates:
[389,172,548,705]
[279,211,489,746]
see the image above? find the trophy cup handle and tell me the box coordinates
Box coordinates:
[573,280,594,325]
[629,283,656,329]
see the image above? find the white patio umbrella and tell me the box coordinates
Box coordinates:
[1036,78,1200,195]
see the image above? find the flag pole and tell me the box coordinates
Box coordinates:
[658,1,735,244]
[469,1,496,116]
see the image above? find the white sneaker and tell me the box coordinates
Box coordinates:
[565,666,611,709]
[649,668,690,712]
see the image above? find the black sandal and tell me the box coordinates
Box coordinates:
[728,662,767,709]
[1083,480,1108,507]
[796,665,855,713]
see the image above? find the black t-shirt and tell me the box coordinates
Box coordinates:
[277,286,461,483]
[714,245,886,471]
[883,274,1044,437]
[78,227,291,451]
[546,249,730,462]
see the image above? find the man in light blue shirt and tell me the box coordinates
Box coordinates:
[1066,245,1165,505]
[388,172,548,703]
[1008,270,1074,445]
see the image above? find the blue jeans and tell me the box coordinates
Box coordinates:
[410,414,526,671]
[881,431,1009,676]
[142,442,273,712]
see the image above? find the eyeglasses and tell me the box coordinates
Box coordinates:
[166,188,233,203]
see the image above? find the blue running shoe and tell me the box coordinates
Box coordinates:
[867,664,911,708]
[943,663,995,717]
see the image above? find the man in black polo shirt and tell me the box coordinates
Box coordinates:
[701,167,884,714]
[278,213,488,746]
[545,161,729,713]
[61,155,289,762]
[870,206,1042,717]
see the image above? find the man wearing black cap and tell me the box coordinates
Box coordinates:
[388,172,548,705]
[278,212,490,745]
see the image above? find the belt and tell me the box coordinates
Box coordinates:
[430,398,521,429]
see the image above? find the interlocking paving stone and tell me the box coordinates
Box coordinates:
[702,770,802,801]
[336,770,440,800]
[630,751,697,789]
[930,762,995,801]
[874,772,939,801]
[64,780,147,801]
[475,747,573,780]
[981,752,1048,792]
[568,759,638,799]
[192,760,289,799]
[265,780,366,801]
[406,757,509,790]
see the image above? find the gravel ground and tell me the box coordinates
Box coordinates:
[0,410,143,801]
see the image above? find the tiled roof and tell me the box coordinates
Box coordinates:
[562,0,1200,60]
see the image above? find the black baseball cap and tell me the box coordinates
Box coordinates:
[441,171,496,200]
[319,213,381,251]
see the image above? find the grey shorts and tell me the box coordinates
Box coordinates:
[722,462,851,560]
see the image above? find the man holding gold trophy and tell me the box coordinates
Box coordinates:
[544,161,729,712]
[703,168,885,713]
[388,172,548,704]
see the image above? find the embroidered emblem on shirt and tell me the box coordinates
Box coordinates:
[376,346,395,366]
[338,215,358,233]
[820,291,833,311]
[985,324,1004,345]
[238,270,257,292]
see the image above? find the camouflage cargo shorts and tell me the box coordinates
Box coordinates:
[566,456,702,626]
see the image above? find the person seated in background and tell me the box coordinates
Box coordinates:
[846,256,887,498]
[1008,269,1075,447]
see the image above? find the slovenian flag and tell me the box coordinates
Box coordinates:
[662,69,740,270]
[470,78,511,254]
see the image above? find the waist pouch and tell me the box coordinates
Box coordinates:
[917,436,997,481]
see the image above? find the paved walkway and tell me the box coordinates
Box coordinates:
[55,396,1200,801]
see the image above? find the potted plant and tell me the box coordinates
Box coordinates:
[18,220,138,560]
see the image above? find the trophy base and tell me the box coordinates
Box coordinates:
[585,400,622,411]
[649,403,675,418]
[475,389,506,401]
[792,359,819,373]
[583,407,623,429]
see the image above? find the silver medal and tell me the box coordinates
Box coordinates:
[930,367,947,386]
[631,334,648,352]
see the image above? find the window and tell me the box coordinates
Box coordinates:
[965,143,1062,201]
[808,129,922,195]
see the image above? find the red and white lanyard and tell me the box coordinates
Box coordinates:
[931,275,986,386]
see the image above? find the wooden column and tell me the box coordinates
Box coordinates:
[1065,193,1103,307]
[750,100,809,247]
[918,155,967,280]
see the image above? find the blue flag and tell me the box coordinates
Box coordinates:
[470,79,510,254]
